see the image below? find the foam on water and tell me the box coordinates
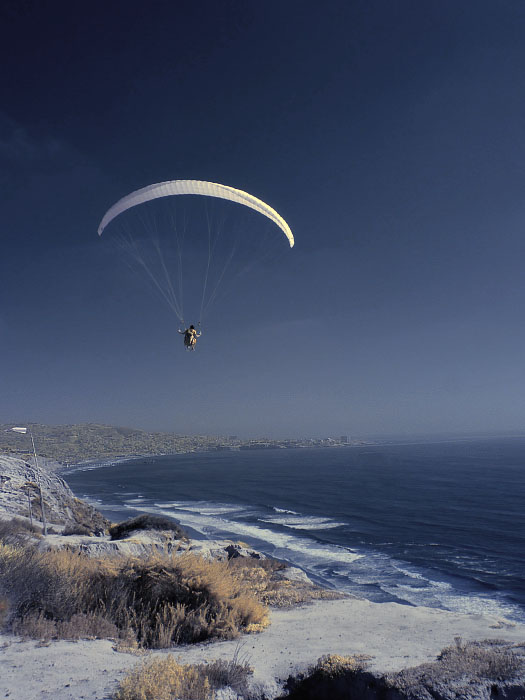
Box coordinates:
[272,507,299,515]
[135,501,362,567]
[259,514,345,530]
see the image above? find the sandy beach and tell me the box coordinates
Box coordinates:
[2,596,524,699]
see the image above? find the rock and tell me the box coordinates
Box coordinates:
[37,529,185,557]
[0,454,109,533]
[36,532,275,564]
[224,543,266,560]
[273,566,313,585]
[185,539,268,562]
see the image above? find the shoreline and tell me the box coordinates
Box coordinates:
[54,434,525,476]
[60,441,377,474]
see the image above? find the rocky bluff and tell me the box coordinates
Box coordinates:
[0,455,108,533]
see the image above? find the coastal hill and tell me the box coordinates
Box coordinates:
[0,423,361,466]
[0,423,222,464]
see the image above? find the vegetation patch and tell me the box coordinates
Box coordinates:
[114,654,253,700]
[0,544,268,647]
[0,517,42,545]
[109,514,187,541]
[435,636,525,679]
[68,497,110,533]
[62,523,92,536]
[228,557,344,607]
[280,654,372,700]
[280,641,525,699]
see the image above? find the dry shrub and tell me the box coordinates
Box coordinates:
[0,517,41,545]
[114,656,211,700]
[107,552,268,646]
[57,613,118,639]
[281,654,372,699]
[0,597,9,628]
[68,497,110,534]
[0,545,268,647]
[438,637,524,681]
[114,626,140,653]
[12,611,56,641]
[228,557,343,608]
[198,648,253,694]
[387,638,525,698]
[0,546,116,624]
[230,595,269,633]
[114,653,254,700]
[109,514,186,541]
[62,523,92,536]
[314,654,370,677]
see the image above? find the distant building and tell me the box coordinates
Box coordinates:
[228,435,238,441]
[340,435,349,443]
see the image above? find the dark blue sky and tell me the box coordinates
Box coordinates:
[2,0,525,437]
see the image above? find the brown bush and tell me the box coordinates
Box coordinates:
[107,553,269,646]
[114,656,212,700]
[0,517,41,545]
[228,556,343,607]
[68,497,110,533]
[280,654,372,699]
[62,523,92,536]
[0,597,9,628]
[114,653,254,700]
[0,545,268,647]
[313,654,370,677]
[197,648,253,694]
[57,613,119,640]
[12,611,57,641]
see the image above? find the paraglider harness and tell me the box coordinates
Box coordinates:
[179,323,201,351]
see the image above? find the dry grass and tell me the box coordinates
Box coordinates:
[0,597,9,627]
[197,651,253,694]
[114,656,212,700]
[68,497,110,533]
[12,610,119,642]
[313,654,371,677]
[281,654,372,699]
[386,638,525,698]
[228,557,344,607]
[114,653,254,700]
[0,544,268,646]
[283,642,525,700]
[436,636,524,680]
[0,517,42,545]
[62,524,92,536]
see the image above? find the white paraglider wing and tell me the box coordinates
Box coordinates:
[98,180,294,247]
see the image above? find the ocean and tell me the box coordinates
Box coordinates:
[64,438,525,624]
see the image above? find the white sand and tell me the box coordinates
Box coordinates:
[1,598,524,699]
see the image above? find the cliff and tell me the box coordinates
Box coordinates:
[0,454,109,533]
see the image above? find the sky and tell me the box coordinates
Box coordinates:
[2,0,525,438]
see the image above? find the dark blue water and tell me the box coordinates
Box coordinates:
[64,438,525,623]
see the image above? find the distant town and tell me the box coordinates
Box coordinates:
[0,423,370,468]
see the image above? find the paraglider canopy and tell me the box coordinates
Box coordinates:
[98,179,294,247]
[97,179,293,326]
